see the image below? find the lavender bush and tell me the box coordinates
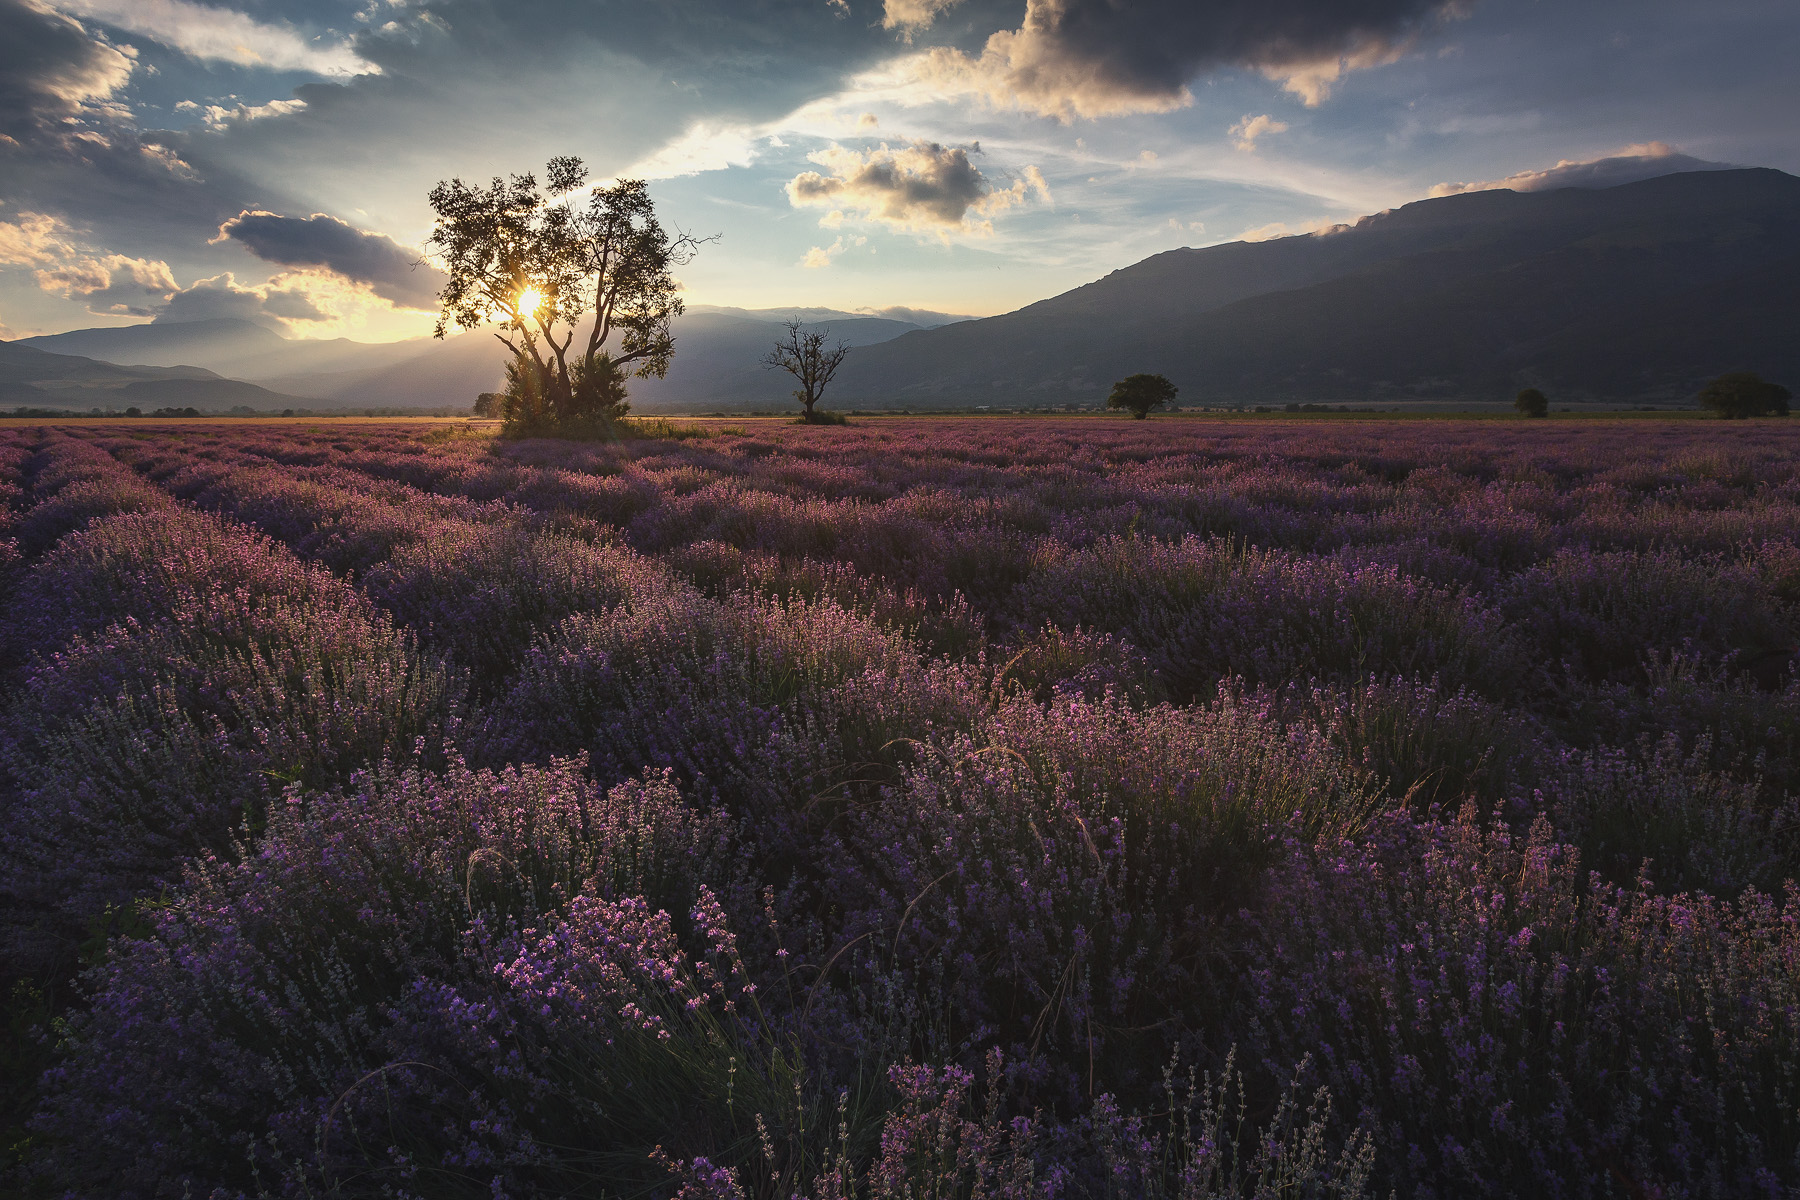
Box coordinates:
[7,416,1800,1197]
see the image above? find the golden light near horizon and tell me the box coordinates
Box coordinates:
[516,287,546,317]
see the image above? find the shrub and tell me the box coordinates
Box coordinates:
[1504,547,1792,688]
[1538,737,1799,894]
[1244,812,1800,1198]
[1698,372,1791,419]
[823,690,1379,1097]
[1,521,454,964]
[30,759,763,1198]
[1018,537,1516,701]
[1274,675,1544,809]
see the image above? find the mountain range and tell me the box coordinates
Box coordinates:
[6,167,1796,412]
[830,167,1800,407]
[0,340,302,410]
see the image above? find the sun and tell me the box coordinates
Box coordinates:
[516,287,545,316]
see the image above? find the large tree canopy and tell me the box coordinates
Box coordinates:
[1107,373,1178,419]
[1699,372,1791,420]
[425,158,710,429]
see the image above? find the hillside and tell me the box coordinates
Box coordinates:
[0,341,303,410]
[829,168,1800,407]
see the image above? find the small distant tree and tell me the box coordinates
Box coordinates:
[1514,388,1549,418]
[426,158,712,436]
[1698,372,1791,419]
[472,392,503,418]
[763,319,850,423]
[1108,373,1177,419]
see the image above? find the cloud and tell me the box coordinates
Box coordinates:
[1235,217,1349,243]
[856,304,972,326]
[44,0,374,76]
[787,140,1049,235]
[1260,32,1418,106]
[907,0,1464,119]
[1230,113,1290,152]
[188,98,308,129]
[0,212,180,316]
[800,233,867,268]
[152,269,390,331]
[216,210,444,310]
[0,210,79,267]
[154,271,288,326]
[36,253,178,316]
[1,207,373,329]
[257,282,329,323]
[0,0,135,135]
[623,121,767,180]
[24,249,339,327]
[883,0,961,33]
[1429,142,1736,196]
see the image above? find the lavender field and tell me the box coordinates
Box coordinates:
[3,416,1798,1198]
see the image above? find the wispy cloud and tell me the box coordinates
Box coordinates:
[46,0,375,76]
[621,122,769,180]
[1429,142,1734,196]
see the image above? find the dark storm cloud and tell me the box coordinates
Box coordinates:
[219,210,443,309]
[917,0,1468,116]
[0,0,134,137]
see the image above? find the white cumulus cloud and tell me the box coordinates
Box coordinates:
[1229,113,1290,152]
[787,139,1049,235]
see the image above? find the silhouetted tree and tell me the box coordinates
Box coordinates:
[426,158,712,434]
[763,320,850,422]
[1108,373,1177,419]
[1514,388,1549,418]
[1699,372,1791,419]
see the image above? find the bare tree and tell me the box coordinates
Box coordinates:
[763,319,850,422]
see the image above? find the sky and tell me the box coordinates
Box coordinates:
[1,0,1796,343]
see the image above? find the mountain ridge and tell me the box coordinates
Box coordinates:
[829,168,1800,406]
[0,340,307,410]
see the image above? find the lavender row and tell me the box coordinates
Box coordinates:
[5,419,1800,1197]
